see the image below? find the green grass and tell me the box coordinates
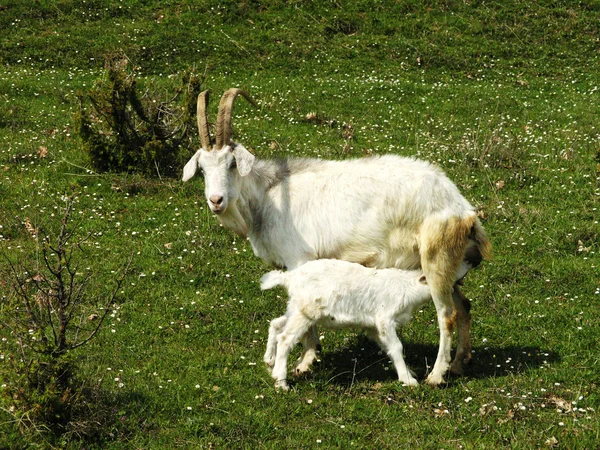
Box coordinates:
[1,0,599,448]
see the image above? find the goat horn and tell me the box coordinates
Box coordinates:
[214,88,257,150]
[197,90,212,150]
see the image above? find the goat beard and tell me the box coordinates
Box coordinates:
[216,202,249,239]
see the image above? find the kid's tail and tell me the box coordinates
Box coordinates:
[260,270,286,291]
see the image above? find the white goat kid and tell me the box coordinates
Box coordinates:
[182,88,492,385]
[260,259,473,391]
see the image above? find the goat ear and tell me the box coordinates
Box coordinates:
[418,275,427,284]
[182,150,202,182]
[232,144,255,177]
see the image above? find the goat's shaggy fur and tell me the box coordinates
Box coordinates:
[261,259,472,390]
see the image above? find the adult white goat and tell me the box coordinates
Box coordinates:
[182,88,492,385]
[260,259,473,391]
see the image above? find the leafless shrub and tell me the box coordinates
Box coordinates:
[0,194,132,444]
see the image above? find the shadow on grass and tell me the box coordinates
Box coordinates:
[307,335,560,388]
[0,385,155,448]
[68,388,156,444]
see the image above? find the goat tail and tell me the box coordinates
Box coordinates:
[473,218,492,260]
[467,215,493,264]
[260,270,286,291]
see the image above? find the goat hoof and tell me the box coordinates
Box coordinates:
[275,380,290,392]
[293,364,312,376]
[450,354,472,376]
[449,362,465,377]
[425,374,446,386]
[401,378,419,387]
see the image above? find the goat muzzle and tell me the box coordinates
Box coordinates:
[209,194,225,214]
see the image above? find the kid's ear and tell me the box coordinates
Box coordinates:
[182,150,202,182]
[232,144,255,177]
[418,275,428,284]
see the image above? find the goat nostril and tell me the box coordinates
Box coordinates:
[209,195,223,206]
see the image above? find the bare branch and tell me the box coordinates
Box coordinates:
[71,253,134,350]
[1,255,40,328]
[65,273,92,336]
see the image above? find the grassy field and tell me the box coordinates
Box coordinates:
[1,1,599,448]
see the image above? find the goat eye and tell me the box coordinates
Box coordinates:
[229,160,237,170]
